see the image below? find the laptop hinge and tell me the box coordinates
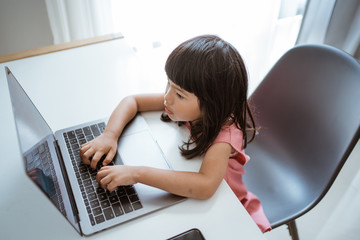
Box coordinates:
[54,140,81,224]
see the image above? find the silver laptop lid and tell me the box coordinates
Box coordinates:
[5,67,80,232]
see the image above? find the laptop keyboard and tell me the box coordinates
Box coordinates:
[63,122,143,226]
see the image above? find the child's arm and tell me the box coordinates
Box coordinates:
[96,141,232,199]
[80,94,164,169]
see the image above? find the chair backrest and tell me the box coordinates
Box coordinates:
[243,44,360,228]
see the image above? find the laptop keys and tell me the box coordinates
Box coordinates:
[95,215,105,224]
[90,124,101,137]
[89,214,96,226]
[64,122,143,226]
[103,208,115,220]
[67,130,76,139]
[112,203,124,217]
[82,127,92,136]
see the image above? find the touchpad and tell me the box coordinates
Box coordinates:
[117,130,170,170]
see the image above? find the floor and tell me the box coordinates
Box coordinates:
[264,140,360,240]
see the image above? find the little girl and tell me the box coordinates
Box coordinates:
[80,35,271,233]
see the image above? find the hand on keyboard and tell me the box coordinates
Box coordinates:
[80,131,118,170]
[97,165,139,192]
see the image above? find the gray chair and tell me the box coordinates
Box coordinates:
[243,44,360,240]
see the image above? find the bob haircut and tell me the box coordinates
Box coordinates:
[163,34,256,159]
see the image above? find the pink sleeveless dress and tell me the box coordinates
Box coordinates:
[212,124,271,233]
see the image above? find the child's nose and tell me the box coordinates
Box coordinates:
[164,93,170,105]
[164,89,172,105]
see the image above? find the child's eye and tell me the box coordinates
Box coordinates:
[176,93,184,99]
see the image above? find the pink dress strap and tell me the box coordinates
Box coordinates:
[213,124,271,233]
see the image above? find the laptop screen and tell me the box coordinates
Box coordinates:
[6,67,68,217]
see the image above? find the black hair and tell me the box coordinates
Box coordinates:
[162,34,256,159]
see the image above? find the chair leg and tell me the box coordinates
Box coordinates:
[287,220,299,240]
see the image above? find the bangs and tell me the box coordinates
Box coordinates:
[165,42,203,95]
[164,35,225,97]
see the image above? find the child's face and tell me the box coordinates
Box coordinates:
[164,80,202,122]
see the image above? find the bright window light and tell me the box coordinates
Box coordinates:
[110,0,307,92]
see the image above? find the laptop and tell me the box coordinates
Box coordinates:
[5,66,185,236]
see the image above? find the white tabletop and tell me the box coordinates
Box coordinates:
[0,38,266,240]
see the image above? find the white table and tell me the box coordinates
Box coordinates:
[0,37,266,240]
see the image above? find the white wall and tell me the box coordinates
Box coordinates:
[0,0,53,55]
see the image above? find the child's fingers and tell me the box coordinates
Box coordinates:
[80,147,94,165]
[103,149,116,166]
[79,143,90,154]
[96,166,110,181]
[90,151,104,169]
[107,181,119,192]
[99,176,111,189]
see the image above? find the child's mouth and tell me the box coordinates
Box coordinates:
[164,106,173,115]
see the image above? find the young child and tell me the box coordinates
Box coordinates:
[80,35,271,233]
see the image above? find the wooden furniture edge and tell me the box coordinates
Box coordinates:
[0,33,123,63]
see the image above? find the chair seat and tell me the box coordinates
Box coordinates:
[244,139,317,227]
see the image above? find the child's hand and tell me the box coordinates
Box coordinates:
[80,131,118,169]
[96,165,138,191]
